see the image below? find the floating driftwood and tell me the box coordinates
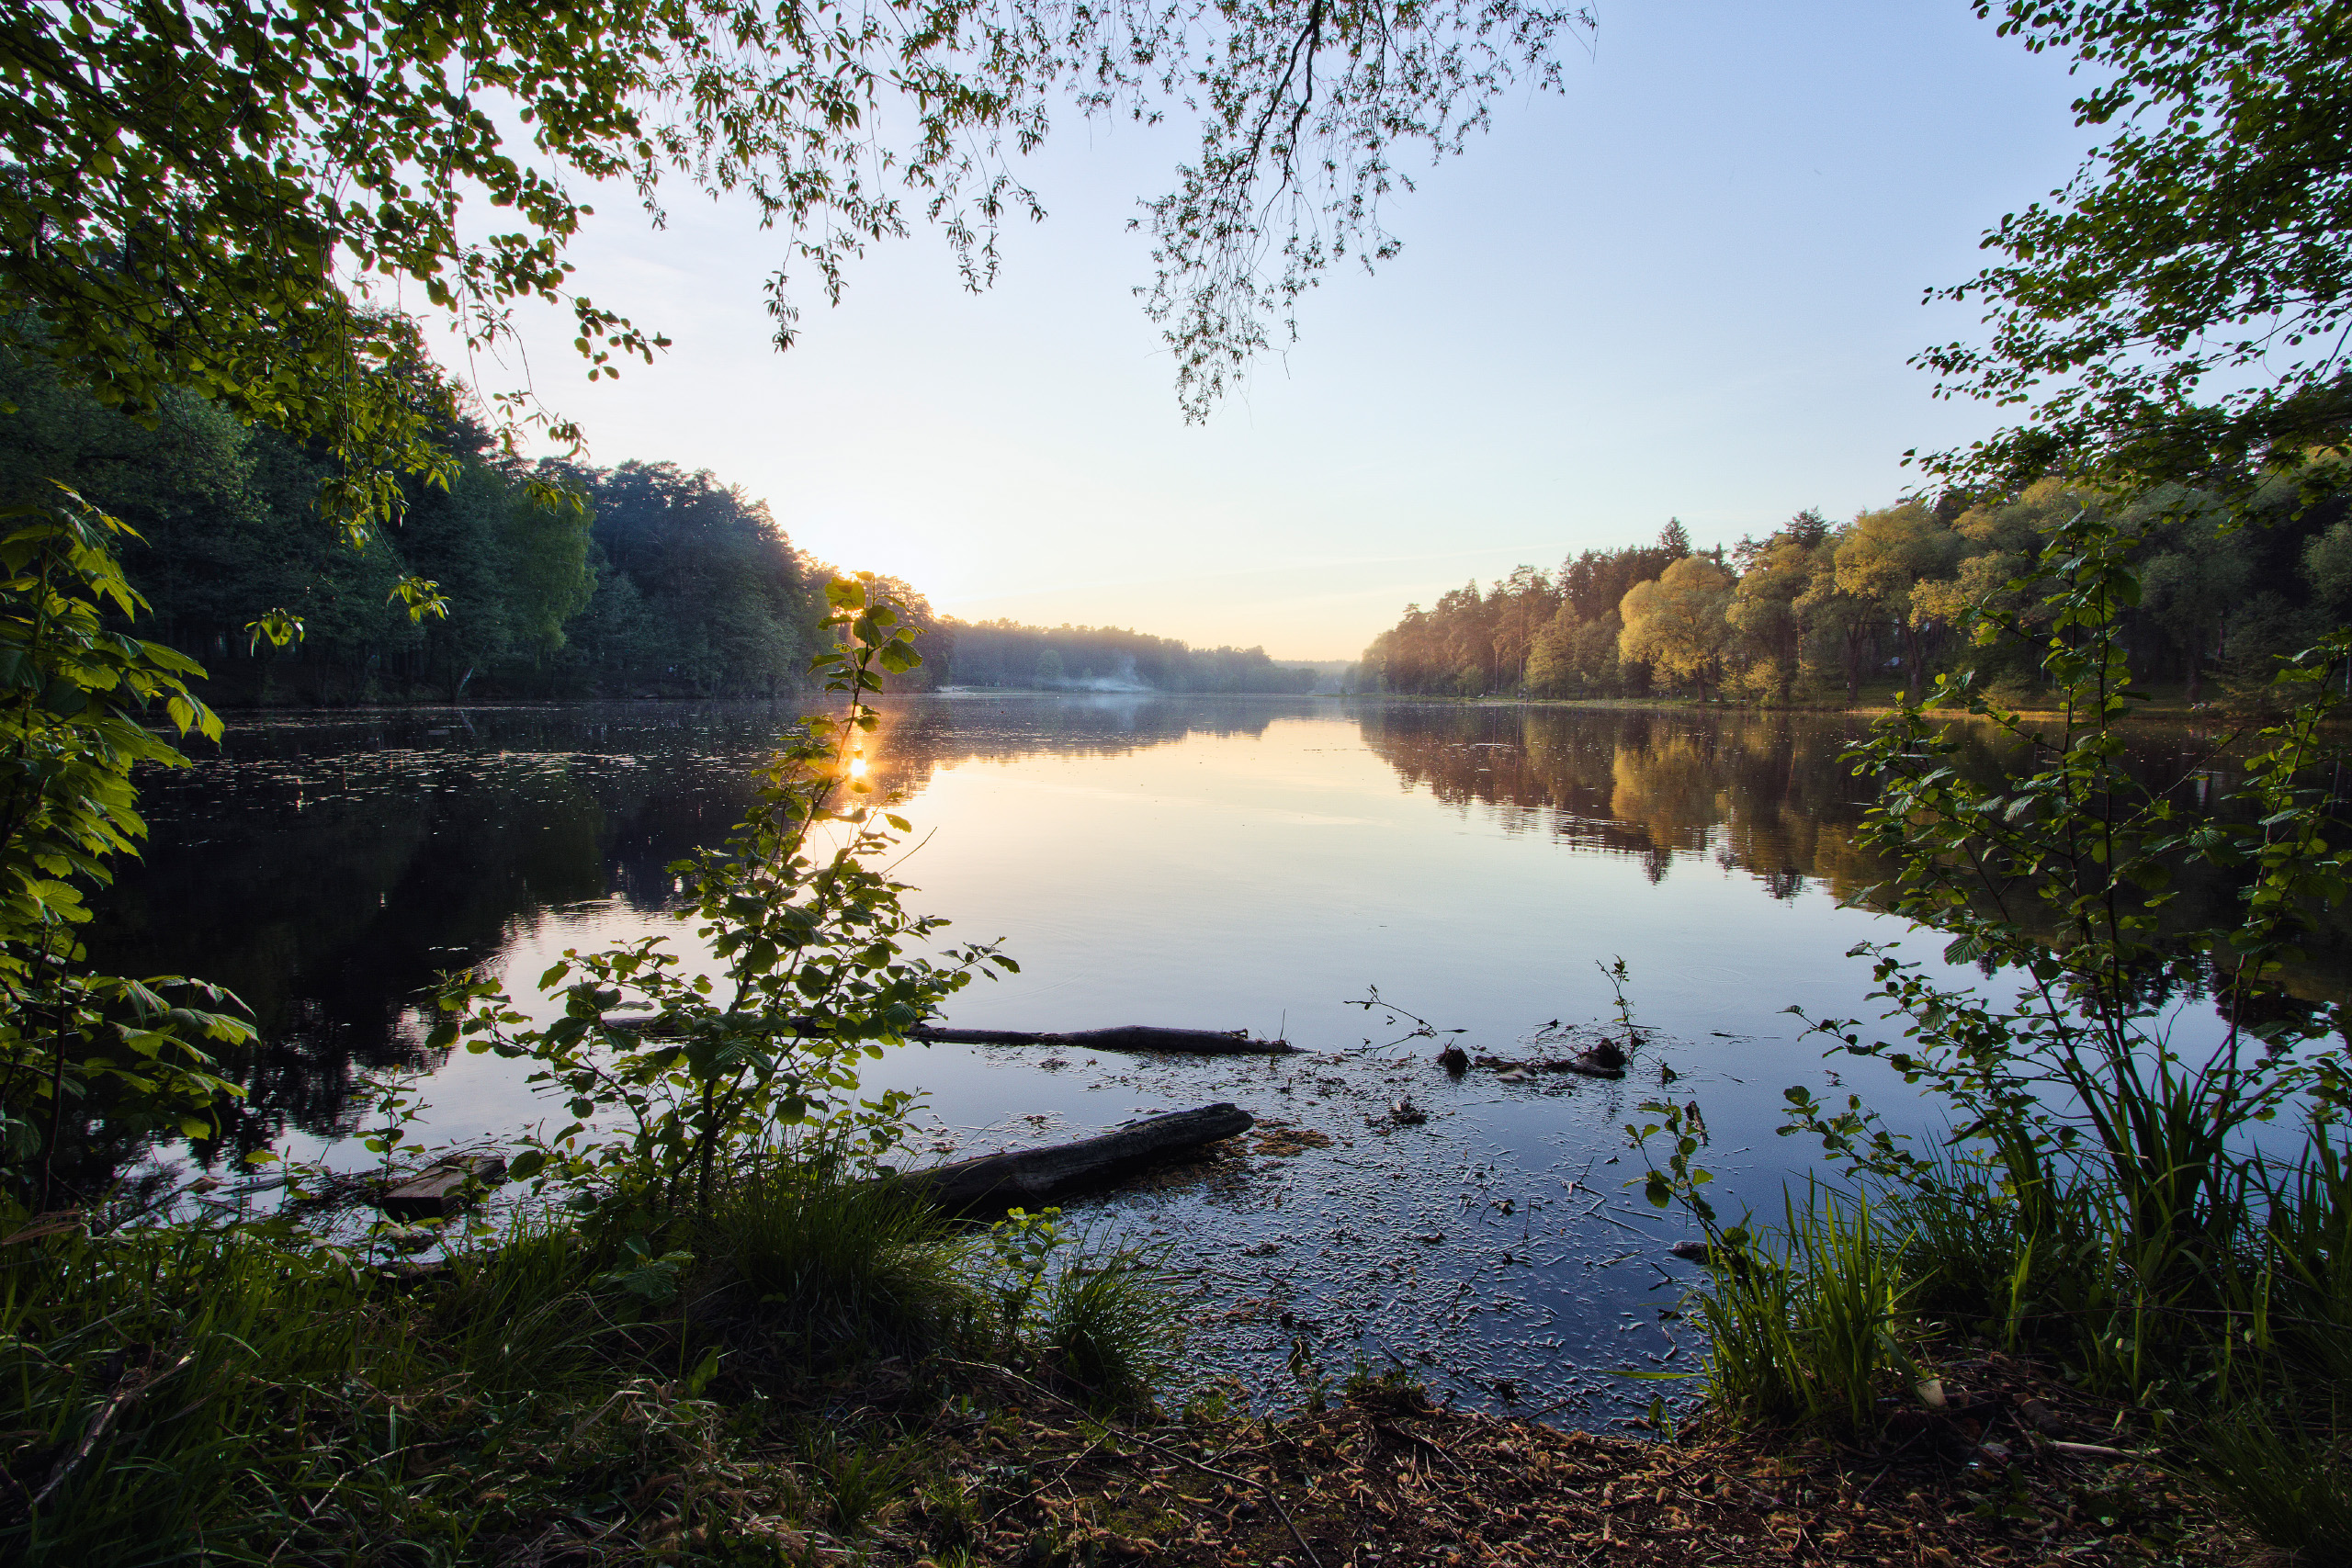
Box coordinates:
[896,1103,1254,1214]
[903,1024,1294,1055]
[599,1011,1296,1055]
[1472,1042,1627,1081]
[379,1155,507,1221]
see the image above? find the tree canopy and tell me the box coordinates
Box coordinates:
[0,0,1596,554]
[1924,1,2352,496]
[1360,481,2349,706]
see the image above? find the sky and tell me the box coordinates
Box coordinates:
[428,2,2105,661]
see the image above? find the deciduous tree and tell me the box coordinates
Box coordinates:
[0,0,1598,542]
[1618,556,1735,704]
[1923,1,2352,498]
[1834,502,1962,702]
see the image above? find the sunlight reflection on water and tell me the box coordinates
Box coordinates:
[99,694,2277,1421]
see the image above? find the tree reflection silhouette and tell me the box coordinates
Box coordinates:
[85,696,1304,1155]
[1355,703,2347,1018]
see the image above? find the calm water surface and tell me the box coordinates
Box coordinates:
[93,694,2296,1420]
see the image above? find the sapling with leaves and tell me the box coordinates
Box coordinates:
[1623,503,2351,1446]
[1707,502,2352,1474]
[434,575,1017,1235]
[1784,507,2349,1292]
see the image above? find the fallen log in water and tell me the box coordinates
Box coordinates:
[597,1012,1297,1055]
[379,1155,507,1221]
[903,1023,1295,1055]
[897,1103,1254,1214]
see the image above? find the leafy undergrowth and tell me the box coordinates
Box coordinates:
[0,1219,2243,1568]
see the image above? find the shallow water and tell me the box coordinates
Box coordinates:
[91,694,2293,1420]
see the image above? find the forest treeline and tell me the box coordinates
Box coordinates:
[0,351,1311,703]
[942,621,1316,693]
[1363,490,2352,704]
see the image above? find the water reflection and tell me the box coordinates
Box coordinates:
[1363,705,1917,897]
[88,698,1313,1156]
[89,695,2344,1168]
[1359,701,2347,1002]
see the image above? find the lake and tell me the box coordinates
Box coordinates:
[90,694,2307,1420]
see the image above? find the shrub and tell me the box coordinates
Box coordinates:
[1639,507,2352,1560]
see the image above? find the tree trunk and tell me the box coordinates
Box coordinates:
[895,1103,1255,1213]
[903,1023,1296,1055]
[598,1015,1298,1055]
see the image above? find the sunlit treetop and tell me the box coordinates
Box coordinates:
[1920,0,2352,499]
[0,0,1594,545]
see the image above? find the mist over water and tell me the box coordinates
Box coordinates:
[89,694,2334,1418]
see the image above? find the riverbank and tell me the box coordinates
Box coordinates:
[1340,679,2323,725]
[228,1334,2215,1566]
[4,1226,2218,1567]
[1,1138,2238,1566]
[847,1359,2223,1568]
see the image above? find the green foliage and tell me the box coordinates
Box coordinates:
[805,1428,914,1534]
[0,491,254,1198]
[0,1215,368,1562]
[1369,475,2352,708]
[435,575,1014,1222]
[1795,507,2346,1267]
[0,1198,806,1564]
[1613,491,2350,1556]
[1036,1246,1179,1412]
[975,1206,1177,1411]
[0,0,1600,536]
[1618,556,1737,703]
[2185,1404,2352,1567]
[1695,1190,1920,1436]
[557,460,835,699]
[1751,505,2352,1554]
[707,1149,979,1359]
[1925,2,2352,497]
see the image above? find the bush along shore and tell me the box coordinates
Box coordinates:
[0,495,2301,1568]
[1627,507,2352,1568]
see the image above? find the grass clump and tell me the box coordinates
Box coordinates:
[975,1205,1181,1412]
[0,1171,1189,1563]
[1036,1247,1178,1410]
[2187,1407,2352,1568]
[1687,1186,1920,1433]
[0,1208,629,1566]
[707,1147,980,1360]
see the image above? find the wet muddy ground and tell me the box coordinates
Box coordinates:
[865,1024,1735,1426]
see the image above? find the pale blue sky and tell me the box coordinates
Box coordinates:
[436,2,2101,660]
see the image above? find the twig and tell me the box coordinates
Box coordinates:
[945,1358,1323,1568]
[32,1349,194,1508]
[1374,1418,1471,1478]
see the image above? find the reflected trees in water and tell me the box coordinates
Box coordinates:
[85,695,2346,1168]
